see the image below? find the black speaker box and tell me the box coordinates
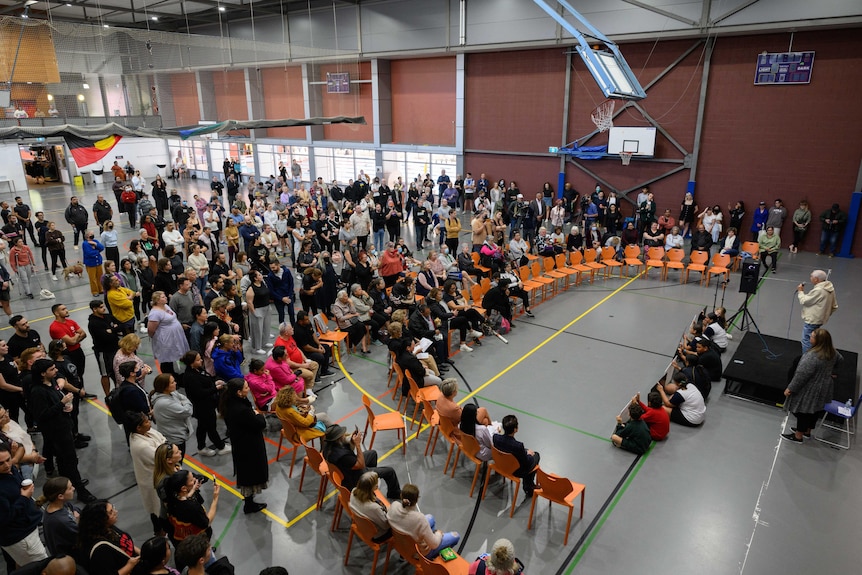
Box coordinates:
[739,259,759,294]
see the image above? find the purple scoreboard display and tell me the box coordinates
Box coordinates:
[326,72,350,94]
[754,51,815,85]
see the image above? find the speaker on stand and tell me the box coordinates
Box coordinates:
[739,259,759,295]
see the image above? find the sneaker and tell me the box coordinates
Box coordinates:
[319,371,336,378]
[74,245,79,250]
[791,427,812,438]
[139,325,148,334]
[460,343,473,352]
[217,445,232,455]
[77,488,97,504]
[52,275,58,281]
[305,394,317,404]
[780,433,803,444]
[254,349,267,355]
[198,448,217,457]
[525,310,535,318]
[469,330,483,339]
[264,342,274,347]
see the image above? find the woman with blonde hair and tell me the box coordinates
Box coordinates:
[386,484,460,559]
[470,538,524,575]
[127,412,167,536]
[113,334,151,385]
[273,386,327,443]
[348,471,391,540]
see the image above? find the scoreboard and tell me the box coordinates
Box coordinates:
[754,51,815,85]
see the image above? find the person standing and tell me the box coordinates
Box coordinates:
[49,304,88,380]
[219,378,268,513]
[245,269,272,355]
[151,176,169,219]
[100,221,120,269]
[8,238,36,299]
[88,300,122,397]
[782,328,843,443]
[818,203,846,257]
[63,197,89,250]
[765,199,787,235]
[92,195,113,233]
[82,232,105,296]
[789,200,811,254]
[796,270,838,354]
[12,197,37,246]
[44,222,67,282]
[147,291,190,375]
[28,359,96,503]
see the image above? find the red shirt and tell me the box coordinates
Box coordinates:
[275,335,304,364]
[639,401,670,440]
[49,319,83,352]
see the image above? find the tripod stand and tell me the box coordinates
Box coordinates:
[727,295,760,333]
[712,275,729,311]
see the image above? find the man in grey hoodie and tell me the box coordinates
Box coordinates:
[797,269,838,353]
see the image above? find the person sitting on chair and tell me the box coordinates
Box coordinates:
[322,424,401,499]
[492,415,539,497]
[386,484,460,560]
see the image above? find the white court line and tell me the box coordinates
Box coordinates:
[739,412,789,574]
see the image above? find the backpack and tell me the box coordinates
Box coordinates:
[105,385,127,424]
[121,190,137,204]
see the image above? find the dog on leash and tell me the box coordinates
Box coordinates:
[63,262,85,280]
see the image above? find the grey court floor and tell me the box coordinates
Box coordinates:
[5,179,860,575]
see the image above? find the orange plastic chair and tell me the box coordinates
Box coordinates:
[528,261,556,299]
[417,398,441,456]
[482,446,538,518]
[470,284,485,307]
[644,247,666,280]
[416,544,471,575]
[664,248,686,281]
[553,253,580,286]
[542,255,570,291]
[298,443,329,510]
[527,466,586,545]
[568,251,594,284]
[516,266,545,304]
[386,528,425,572]
[344,512,392,575]
[685,250,709,284]
[363,394,406,455]
[438,415,463,476]
[582,248,606,278]
[523,241,539,263]
[705,253,732,286]
[330,470,353,532]
[391,361,406,404]
[316,312,350,357]
[275,415,302,477]
[733,241,760,271]
[622,245,644,277]
[456,433,486,497]
[405,372,441,428]
[471,251,492,276]
[600,246,623,278]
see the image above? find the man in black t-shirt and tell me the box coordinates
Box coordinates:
[322,424,400,499]
[7,315,42,361]
[87,300,122,397]
[293,311,333,379]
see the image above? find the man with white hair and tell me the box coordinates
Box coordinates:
[796,269,838,354]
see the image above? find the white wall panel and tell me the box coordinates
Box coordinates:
[361,0,450,53]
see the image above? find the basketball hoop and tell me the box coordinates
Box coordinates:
[591,99,615,132]
[619,151,633,166]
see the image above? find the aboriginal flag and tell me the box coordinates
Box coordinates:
[66,134,122,166]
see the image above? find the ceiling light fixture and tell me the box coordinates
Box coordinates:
[103,24,109,28]
[219,6,226,11]
[82,83,89,89]
[24,0,38,6]
[151,16,158,21]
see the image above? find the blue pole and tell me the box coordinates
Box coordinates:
[837,191,860,258]
[557,171,566,200]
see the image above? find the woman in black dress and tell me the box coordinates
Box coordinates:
[219,378,268,513]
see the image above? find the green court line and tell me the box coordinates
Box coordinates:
[563,442,655,574]
[353,354,389,368]
[727,270,770,332]
[475,395,612,443]
[214,500,242,550]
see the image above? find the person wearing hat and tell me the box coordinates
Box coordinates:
[818,203,846,257]
[750,201,769,241]
[322,423,401,499]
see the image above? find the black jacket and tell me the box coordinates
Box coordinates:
[64,203,88,227]
[88,313,121,353]
[184,368,220,417]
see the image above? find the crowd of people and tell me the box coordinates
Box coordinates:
[0,162,849,573]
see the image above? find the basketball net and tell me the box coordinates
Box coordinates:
[619,151,633,166]
[591,99,615,132]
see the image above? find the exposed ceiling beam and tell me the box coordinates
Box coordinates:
[711,0,761,26]
[618,0,699,27]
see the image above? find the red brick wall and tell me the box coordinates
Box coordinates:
[261,66,306,140]
[213,70,249,121]
[170,72,200,126]
[318,61,374,142]
[391,57,456,145]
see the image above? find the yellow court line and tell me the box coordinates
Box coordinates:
[85,397,291,528]
[458,271,643,405]
[0,305,92,331]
